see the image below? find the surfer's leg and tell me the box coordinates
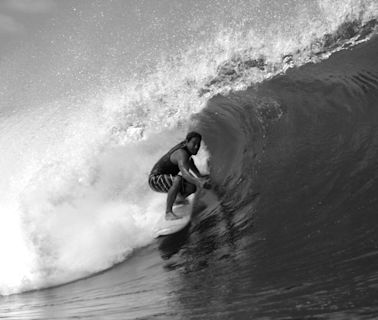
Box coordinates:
[174,193,188,205]
[166,175,182,219]
[181,180,196,198]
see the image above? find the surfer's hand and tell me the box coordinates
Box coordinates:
[203,180,212,189]
[199,178,211,189]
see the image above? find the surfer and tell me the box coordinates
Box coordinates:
[148,131,210,220]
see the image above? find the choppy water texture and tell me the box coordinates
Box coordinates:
[1,0,378,319]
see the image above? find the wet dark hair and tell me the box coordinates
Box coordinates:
[166,131,202,154]
[185,131,202,142]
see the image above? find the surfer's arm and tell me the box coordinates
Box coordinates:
[189,158,207,178]
[174,151,206,188]
[179,160,203,188]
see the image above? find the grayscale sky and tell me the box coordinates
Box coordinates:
[0,0,314,65]
[0,0,321,113]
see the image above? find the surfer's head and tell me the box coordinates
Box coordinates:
[185,131,202,155]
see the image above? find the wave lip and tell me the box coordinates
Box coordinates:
[200,18,378,97]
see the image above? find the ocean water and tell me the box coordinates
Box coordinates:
[1,0,378,319]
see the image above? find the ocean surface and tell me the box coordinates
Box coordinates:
[1,1,378,319]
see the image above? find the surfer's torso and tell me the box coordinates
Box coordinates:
[150,142,190,176]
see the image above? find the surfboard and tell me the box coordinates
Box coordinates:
[154,201,193,237]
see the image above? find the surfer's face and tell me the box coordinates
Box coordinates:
[187,136,201,155]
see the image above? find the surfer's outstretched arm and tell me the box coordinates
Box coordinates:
[188,158,207,178]
[188,158,211,188]
[174,150,207,188]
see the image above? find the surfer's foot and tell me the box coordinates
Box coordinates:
[165,211,181,220]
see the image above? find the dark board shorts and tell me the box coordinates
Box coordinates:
[148,173,184,193]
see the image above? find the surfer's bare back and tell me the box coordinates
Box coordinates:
[148,131,210,220]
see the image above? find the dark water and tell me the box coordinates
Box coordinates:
[2,34,378,320]
[197,34,378,319]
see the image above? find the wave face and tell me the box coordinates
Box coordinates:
[0,0,377,302]
[189,34,378,318]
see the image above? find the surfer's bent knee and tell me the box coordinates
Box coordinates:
[173,175,182,183]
